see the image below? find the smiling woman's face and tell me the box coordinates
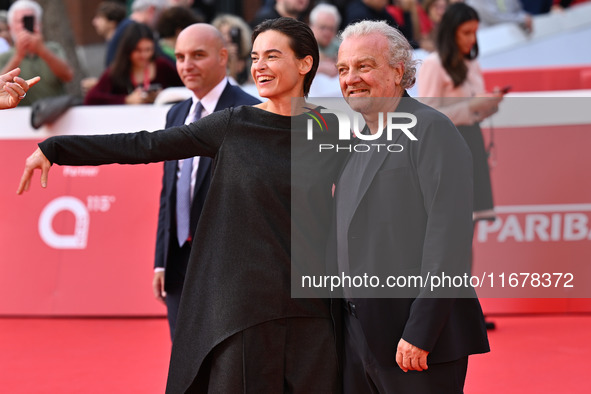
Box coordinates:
[251,30,309,100]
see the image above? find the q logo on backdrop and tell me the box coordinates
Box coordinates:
[38,196,89,249]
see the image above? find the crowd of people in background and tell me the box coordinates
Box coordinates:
[83,21,182,105]
[4,0,590,392]
[3,0,589,336]
[0,0,588,108]
[0,0,72,106]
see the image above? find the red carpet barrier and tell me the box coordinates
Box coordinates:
[2,100,590,316]
[483,65,591,92]
[2,106,169,316]
[474,124,591,313]
[473,97,591,313]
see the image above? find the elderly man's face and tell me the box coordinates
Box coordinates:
[9,8,39,38]
[311,12,338,48]
[168,0,194,6]
[336,33,403,114]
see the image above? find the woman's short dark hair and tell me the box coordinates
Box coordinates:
[110,23,156,92]
[436,2,480,87]
[252,17,319,97]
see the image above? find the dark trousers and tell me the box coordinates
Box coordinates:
[344,312,468,394]
[187,317,340,393]
[165,241,191,341]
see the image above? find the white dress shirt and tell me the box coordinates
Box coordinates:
[177,77,229,200]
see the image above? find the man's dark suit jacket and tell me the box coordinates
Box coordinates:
[154,82,259,317]
[330,94,490,368]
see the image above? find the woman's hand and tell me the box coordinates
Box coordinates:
[17,148,52,195]
[469,92,504,122]
[142,88,160,104]
[125,87,147,104]
[0,68,41,109]
[126,87,160,104]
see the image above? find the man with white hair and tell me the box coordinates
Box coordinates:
[332,19,490,393]
[309,3,341,77]
[167,0,194,7]
[105,0,168,66]
[0,0,73,106]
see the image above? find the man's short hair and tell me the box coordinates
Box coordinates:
[157,7,203,39]
[309,3,341,28]
[131,0,168,12]
[7,0,43,24]
[96,1,127,24]
[339,20,418,89]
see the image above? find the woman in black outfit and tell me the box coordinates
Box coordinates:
[18,18,344,394]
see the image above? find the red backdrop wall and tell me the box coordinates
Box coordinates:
[2,96,590,316]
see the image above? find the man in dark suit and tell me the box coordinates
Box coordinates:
[333,20,489,392]
[152,23,259,340]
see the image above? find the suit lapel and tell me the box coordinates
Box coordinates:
[214,82,235,112]
[175,99,193,125]
[348,93,415,226]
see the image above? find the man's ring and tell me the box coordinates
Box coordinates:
[19,92,26,99]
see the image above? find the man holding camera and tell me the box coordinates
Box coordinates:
[0,0,73,106]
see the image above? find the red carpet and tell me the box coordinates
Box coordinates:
[1,315,590,393]
[0,318,170,394]
[465,314,591,393]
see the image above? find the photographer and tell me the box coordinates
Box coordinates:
[0,0,73,106]
[212,14,252,85]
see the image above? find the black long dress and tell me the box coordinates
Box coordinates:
[39,105,346,393]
